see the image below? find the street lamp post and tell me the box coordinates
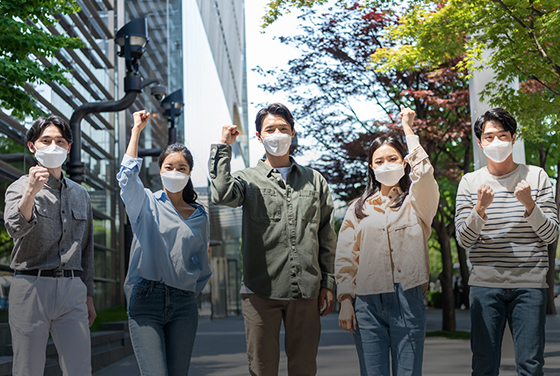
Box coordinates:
[162,88,184,146]
[137,88,184,157]
[67,18,164,183]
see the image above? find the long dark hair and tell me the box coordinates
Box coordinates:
[352,135,411,219]
[158,143,199,205]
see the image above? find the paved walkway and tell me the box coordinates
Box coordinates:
[95,304,560,375]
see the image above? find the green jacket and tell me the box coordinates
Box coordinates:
[209,144,337,300]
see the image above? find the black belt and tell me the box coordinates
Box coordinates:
[15,269,82,278]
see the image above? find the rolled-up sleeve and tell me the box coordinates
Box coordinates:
[117,155,148,223]
[4,180,38,239]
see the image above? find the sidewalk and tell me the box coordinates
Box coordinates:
[95,305,560,375]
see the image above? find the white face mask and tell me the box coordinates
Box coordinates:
[160,171,190,193]
[482,138,513,163]
[262,133,292,157]
[374,162,405,187]
[34,144,68,168]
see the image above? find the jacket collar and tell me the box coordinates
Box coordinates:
[256,157,301,178]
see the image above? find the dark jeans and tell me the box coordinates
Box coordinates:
[470,286,546,376]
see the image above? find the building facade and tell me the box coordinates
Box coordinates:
[0,0,247,316]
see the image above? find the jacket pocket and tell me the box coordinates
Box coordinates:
[298,190,320,223]
[246,188,282,222]
[71,207,88,241]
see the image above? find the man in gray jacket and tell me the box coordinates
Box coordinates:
[4,115,96,376]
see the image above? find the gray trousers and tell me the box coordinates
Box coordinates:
[9,274,91,376]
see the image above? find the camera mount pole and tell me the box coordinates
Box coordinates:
[68,71,142,184]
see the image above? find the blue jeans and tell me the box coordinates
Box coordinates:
[353,284,426,376]
[470,286,546,376]
[128,279,198,376]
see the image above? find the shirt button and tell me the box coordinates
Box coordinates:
[289,221,293,225]
[397,269,401,273]
[291,246,295,250]
[62,210,65,214]
[291,270,296,276]
[287,198,291,202]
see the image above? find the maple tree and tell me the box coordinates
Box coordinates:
[264,0,560,315]
[258,4,472,330]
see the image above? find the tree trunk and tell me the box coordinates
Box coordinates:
[456,242,470,309]
[433,216,456,331]
[439,229,456,331]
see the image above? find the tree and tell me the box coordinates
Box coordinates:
[369,0,560,312]
[264,0,560,315]
[0,0,83,119]
[525,133,560,315]
[368,0,560,139]
[258,4,472,330]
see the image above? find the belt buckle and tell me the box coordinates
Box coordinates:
[53,268,63,278]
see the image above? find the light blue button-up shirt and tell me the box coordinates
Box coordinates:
[118,154,212,302]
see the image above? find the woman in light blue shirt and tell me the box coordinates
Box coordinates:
[117,110,211,376]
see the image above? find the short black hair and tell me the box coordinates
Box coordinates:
[255,103,295,133]
[473,108,517,140]
[26,116,73,144]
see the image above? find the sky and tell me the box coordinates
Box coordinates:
[244,0,302,166]
[243,1,386,168]
[243,1,364,214]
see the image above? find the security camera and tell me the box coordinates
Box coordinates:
[150,85,167,102]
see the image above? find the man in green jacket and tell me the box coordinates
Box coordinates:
[209,103,337,376]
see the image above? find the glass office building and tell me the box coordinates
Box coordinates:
[0,0,248,315]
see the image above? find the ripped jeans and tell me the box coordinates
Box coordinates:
[353,284,426,376]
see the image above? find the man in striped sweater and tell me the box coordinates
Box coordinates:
[455,108,558,376]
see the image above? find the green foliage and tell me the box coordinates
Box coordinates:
[264,1,560,144]
[0,0,83,119]
[369,0,560,143]
[425,290,442,308]
[0,229,13,263]
[262,0,331,27]
[0,134,24,154]
[89,305,128,332]
[428,231,442,280]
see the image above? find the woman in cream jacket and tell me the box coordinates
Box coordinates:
[336,106,439,376]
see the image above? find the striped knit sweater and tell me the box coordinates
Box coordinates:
[455,164,558,288]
